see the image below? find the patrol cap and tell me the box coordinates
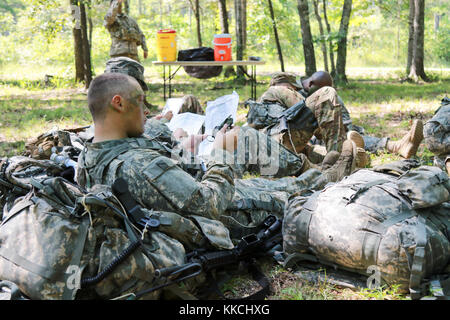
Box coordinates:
[104,57,148,91]
[269,72,303,89]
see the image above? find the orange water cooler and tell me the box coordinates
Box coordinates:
[213,34,232,61]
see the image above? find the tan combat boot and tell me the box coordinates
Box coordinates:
[446,159,450,175]
[347,130,370,168]
[321,151,340,171]
[386,120,424,158]
[322,140,357,183]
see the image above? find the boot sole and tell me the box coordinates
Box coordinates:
[402,120,424,158]
[347,131,365,149]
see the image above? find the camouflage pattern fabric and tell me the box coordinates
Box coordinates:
[77,137,235,222]
[104,0,148,61]
[0,177,210,300]
[223,168,328,240]
[259,85,305,109]
[283,166,450,295]
[424,98,449,171]
[261,86,346,155]
[180,95,204,115]
[234,126,309,178]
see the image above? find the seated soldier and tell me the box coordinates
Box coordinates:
[77,72,239,220]
[263,71,424,162]
[258,72,347,158]
[424,97,449,175]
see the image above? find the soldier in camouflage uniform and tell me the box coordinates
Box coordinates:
[424,97,450,175]
[259,72,347,156]
[264,71,424,161]
[104,0,148,62]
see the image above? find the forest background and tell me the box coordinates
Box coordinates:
[0,0,449,299]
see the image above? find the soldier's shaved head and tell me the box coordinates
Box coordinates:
[302,71,333,94]
[87,72,141,122]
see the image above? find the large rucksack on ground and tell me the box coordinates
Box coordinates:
[0,156,66,220]
[283,161,450,299]
[0,168,235,300]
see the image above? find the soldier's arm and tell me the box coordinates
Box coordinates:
[119,149,235,221]
[104,0,120,27]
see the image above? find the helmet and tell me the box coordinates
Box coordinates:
[104,56,148,91]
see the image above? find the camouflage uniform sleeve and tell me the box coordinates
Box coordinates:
[104,0,120,27]
[137,24,148,52]
[118,148,235,221]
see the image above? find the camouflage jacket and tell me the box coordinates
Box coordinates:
[77,137,235,221]
[104,0,148,58]
[424,98,449,158]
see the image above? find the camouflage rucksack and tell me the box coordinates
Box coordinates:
[0,156,65,220]
[245,100,285,130]
[283,161,450,299]
[0,173,234,300]
[23,126,92,160]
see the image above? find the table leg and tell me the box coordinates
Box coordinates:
[168,65,172,99]
[163,65,167,101]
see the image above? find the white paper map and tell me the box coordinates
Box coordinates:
[204,91,239,135]
[197,91,239,156]
[167,112,205,136]
[162,98,184,116]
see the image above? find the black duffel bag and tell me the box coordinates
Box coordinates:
[177,47,223,79]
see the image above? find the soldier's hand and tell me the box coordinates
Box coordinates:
[213,125,240,154]
[163,110,173,121]
[144,50,148,59]
[173,128,188,141]
[180,134,207,154]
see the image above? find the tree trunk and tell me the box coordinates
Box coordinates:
[406,0,415,75]
[218,0,229,33]
[235,0,247,78]
[322,0,335,76]
[80,1,92,88]
[312,0,328,72]
[267,0,284,71]
[218,0,235,77]
[296,0,316,76]
[335,0,352,84]
[408,0,429,81]
[124,0,130,15]
[189,0,202,47]
[70,0,84,83]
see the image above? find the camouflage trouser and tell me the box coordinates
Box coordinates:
[234,126,313,178]
[222,168,327,240]
[363,136,389,154]
[180,95,204,115]
[259,85,306,109]
[264,86,346,155]
[433,154,450,172]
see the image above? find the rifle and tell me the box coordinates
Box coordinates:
[212,115,234,137]
[277,100,318,134]
[131,214,283,299]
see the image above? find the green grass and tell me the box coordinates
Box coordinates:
[0,66,448,299]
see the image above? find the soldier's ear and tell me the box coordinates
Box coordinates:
[111,95,125,112]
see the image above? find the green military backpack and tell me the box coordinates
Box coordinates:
[283,161,450,299]
[245,100,285,130]
[0,160,235,300]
